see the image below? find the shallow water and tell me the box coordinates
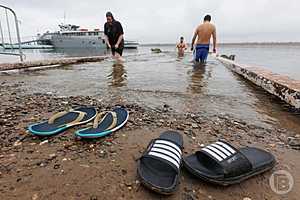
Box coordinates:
[0,45,300,133]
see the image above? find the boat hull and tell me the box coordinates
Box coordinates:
[51,35,107,49]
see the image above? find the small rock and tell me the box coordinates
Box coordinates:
[49,154,56,159]
[269,143,276,148]
[13,141,22,146]
[199,143,205,147]
[288,137,300,147]
[125,182,132,187]
[90,195,98,200]
[39,163,46,167]
[32,193,38,200]
[53,164,60,169]
[121,169,127,175]
[191,123,198,128]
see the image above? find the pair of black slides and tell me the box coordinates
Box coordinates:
[27,106,129,138]
[137,131,276,195]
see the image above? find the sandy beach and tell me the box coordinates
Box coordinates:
[0,0,300,198]
[1,80,300,200]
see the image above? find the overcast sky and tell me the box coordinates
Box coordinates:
[0,0,300,43]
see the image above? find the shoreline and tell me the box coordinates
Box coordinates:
[140,42,300,47]
[1,83,300,199]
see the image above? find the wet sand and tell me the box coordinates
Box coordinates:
[1,83,300,200]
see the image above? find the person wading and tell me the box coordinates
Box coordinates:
[104,12,124,61]
[191,15,217,63]
[176,36,188,57]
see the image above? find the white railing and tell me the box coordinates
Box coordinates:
[0,5,24,62]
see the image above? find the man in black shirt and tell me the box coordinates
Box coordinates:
[104,12,124,59]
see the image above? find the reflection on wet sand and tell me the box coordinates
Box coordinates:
[186,63,207,94]
[107,63,127,87]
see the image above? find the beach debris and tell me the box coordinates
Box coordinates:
[151,48,162,53]
[220,54,235,61]
[39,140,49,145]
[79,164,90,168]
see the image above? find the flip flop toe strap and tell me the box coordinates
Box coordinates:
[93,111,118,130]
[65,111,86,127]
[197,141,253,178]
[142,139,183,173]
[48,110,86,126]
[93,111,108,129]
[48,111,68,124]
[106,111,117,130]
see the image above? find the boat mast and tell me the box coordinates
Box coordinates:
[63,11,66,24]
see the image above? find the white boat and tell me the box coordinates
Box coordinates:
[38,24,139,49]
[124,40,139,49]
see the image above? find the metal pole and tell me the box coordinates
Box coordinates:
[12,10,23,61]
[0,20,5,49]
[5,9,13,50]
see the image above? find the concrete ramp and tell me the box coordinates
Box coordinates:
[0,56,108,71]
[216,56,300,109]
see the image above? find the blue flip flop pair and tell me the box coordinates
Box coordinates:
[28,106,129,138]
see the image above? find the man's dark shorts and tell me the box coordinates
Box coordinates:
[111,45,124,56]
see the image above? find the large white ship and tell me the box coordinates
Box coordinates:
[38,24,139,49]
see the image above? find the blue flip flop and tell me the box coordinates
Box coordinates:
[75,107,129,138]
[28,107,97,136]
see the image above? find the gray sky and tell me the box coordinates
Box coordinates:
[1,0,300,43]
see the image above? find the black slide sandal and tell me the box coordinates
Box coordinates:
[183,140,276,186]
[137,131,183,195]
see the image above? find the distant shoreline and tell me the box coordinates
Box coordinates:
[141,42,300,46]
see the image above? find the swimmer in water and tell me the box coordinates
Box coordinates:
[176,36,188,57]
